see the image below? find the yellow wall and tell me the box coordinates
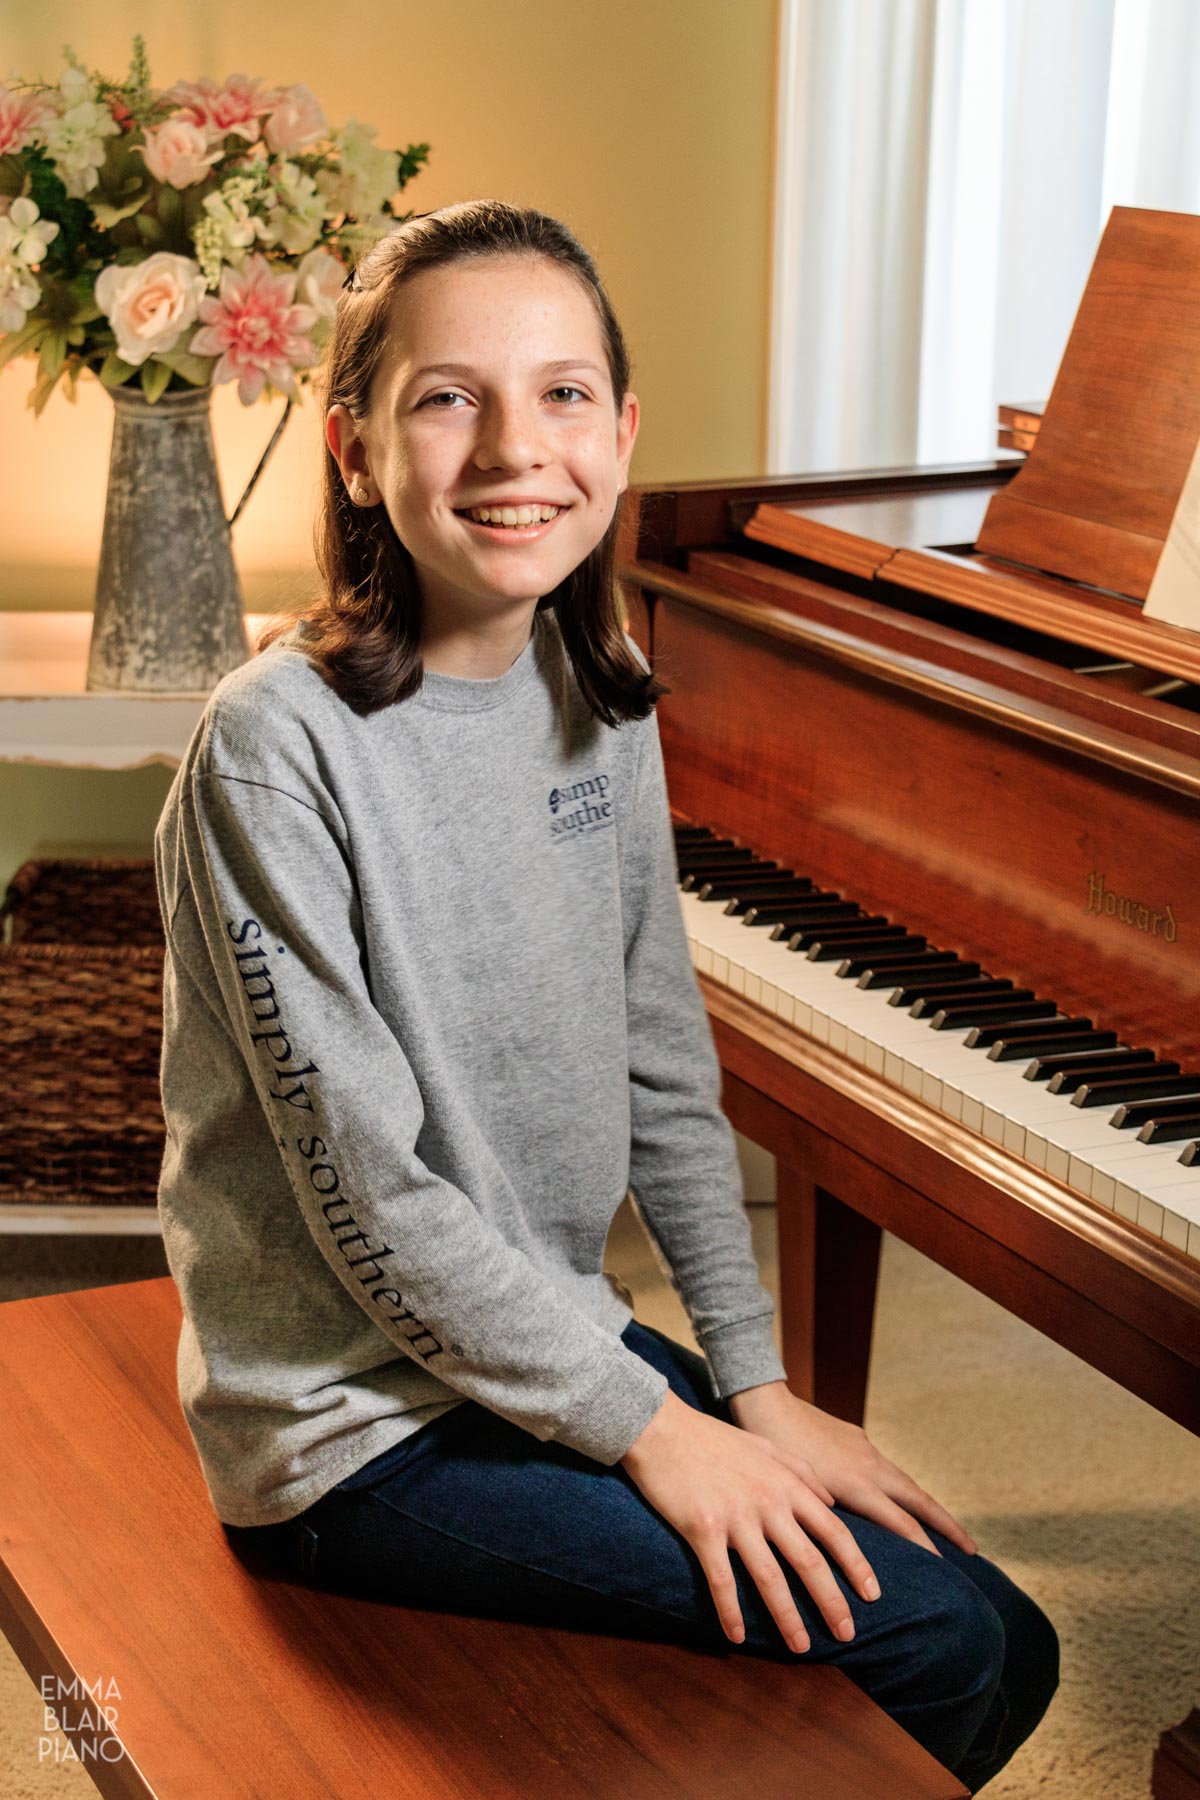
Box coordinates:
[0,1,780,888]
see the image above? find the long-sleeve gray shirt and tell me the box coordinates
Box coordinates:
[153,606,786,1526]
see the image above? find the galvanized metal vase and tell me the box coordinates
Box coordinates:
[86,384,289,694]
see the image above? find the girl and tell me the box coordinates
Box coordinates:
[153,199,1057,1792]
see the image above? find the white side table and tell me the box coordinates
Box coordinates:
[0,611,269,1234]
[0,610,270,768]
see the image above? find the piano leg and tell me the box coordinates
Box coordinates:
[775,1161,881,1427]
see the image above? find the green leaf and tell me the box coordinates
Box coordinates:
[28,365,62,418]
[155,346,214,387]
[98,350,139,390]
[179,180,219,236]
[33,274,78,330]
[38,330,67,381]
[157,184,182,231]
[91,193,152,229]
[0,153,26,198]
[0,317,48,372]
[140,357,172,403]
[135,213,166,247]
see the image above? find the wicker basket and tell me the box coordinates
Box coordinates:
[1,857,164,946]
[0,862,167,1208]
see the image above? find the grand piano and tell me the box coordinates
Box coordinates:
[617,206,1200,1792]
[618,457,1200,1435]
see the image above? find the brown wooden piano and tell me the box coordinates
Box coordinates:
[616,456,1200,1799]
[614,203,1200,1800]
[619,452,1200,1426]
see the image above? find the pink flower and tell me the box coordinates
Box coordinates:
[161,73,282,148]
[138,114,224,188]
[264,83,327,155]
[190,252,319,404]
[0,84,59,156]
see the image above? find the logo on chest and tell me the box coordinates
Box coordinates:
[548,772,614,842]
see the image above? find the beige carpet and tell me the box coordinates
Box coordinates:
[2,1198,1197,1797]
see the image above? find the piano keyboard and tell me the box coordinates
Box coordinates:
[675,824,1200,1265]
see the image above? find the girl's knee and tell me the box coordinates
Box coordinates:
[919,1565,1008,1705]
[1009,1587,1061,1712]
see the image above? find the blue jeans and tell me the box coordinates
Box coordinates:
[224,1318,1058,1793]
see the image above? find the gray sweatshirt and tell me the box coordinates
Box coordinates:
[153,606,786,1527]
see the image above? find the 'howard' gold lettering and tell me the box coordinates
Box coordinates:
[1085,872,1177,943]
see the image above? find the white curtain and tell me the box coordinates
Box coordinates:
[769,0,1200,476]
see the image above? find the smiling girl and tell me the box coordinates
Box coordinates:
[153,200,1056,1792]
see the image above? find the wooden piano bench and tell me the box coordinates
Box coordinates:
[0,1277,967,1800]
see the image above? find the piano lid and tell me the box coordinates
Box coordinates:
[741,479,1200,689]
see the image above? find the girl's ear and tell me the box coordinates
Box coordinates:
[616,391,640,488]
[326,403,372,492]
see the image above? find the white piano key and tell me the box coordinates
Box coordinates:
[679,888,1199,1259]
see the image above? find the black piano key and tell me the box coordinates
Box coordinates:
[1045,1053,1168,1093]
[718,883,815,911]
[929,997,1054,1032]
[988,1029,1118,1063]
[675,837,736,856]
[855,953,964,987]
[744,891,846,924]
[677,848,770,867]
[763,905,859,934]
[1138,1112,1200,1145]
[672,826,715,840]
[806,930,916,962]
[768,907,864,939]
[784,916,890,950]
[692,873,793,900]
[885,965,986,1003]
[683,862,781,890]
[906,979,1017,1017]
[1036,1044,1151,1080]
[967,1014,1094,1050]
[840,950,958,981]
[1071,1071,1194,1108]
[681,860,763,882]
[1178,1141,1200,1165]
[825,940,932,978]
[1111,1093,1200,1129]
[677,850,762,870]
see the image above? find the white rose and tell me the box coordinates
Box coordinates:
[138,116,223,189]
[94,252,209,367]
[264,84,328,155]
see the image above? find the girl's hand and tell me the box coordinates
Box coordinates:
[619,1388,881,1651]
[731,1383,979,1560]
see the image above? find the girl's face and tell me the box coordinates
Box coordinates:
[328,254,639,632]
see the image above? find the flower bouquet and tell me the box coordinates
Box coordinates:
[0,34,429,408]
[0,35,429,692]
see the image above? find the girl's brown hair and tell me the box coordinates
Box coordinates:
[255,198,667,726]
